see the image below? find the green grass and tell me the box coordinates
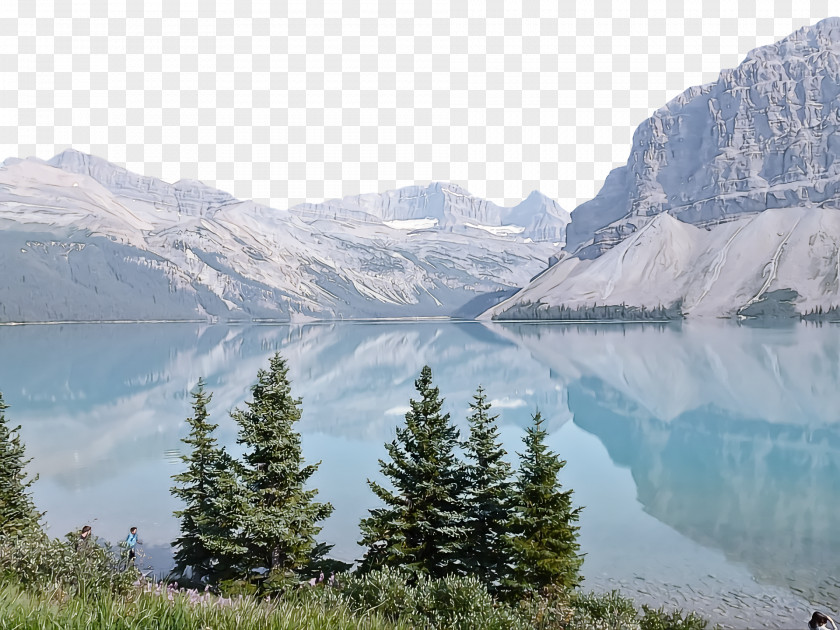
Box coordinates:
[0,531,713,630]
[0,581,405,630]
[0,579,716,630]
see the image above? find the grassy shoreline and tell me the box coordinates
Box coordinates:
[0,573,713,630]
[0,581,404,630]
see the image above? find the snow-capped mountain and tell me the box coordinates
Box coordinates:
[485,17,840,320]
[0,150,568,322]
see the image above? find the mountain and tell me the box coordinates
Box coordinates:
[484,17,840,320]
[0,150,568,322]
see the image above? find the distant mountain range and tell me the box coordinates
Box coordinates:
[0,150,568,322]
[6,19,840,322]
[485,17,840,320]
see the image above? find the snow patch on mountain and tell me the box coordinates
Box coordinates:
[464,222,526,236]
[383,218,439,230]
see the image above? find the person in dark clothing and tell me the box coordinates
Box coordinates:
[76,525,92,552]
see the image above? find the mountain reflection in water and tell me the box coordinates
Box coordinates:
[1,320,837,616]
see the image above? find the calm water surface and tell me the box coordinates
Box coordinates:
[1,320,838,628]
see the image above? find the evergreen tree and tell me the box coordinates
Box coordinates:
[505,411,583,599]
[231,353,333,579]
[171,379,244,585]
[461,386,514,592]
[358,365,466,578]
[0,391,41,538]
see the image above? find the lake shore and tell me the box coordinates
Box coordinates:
[587,573,816,629]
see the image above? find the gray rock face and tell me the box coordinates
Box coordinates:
[44,149,569,242]
[566,17,840,258]
[46,151,238,218]
[294,184,568,242]
[484,19,840,320]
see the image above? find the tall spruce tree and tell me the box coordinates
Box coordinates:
[505,411,583,599]
[358,365,467,578]
[0,391,41,538]
[171,379,244,585]
[231,353,333,579]
[461,386,514,592]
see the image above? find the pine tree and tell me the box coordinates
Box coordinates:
[358,365,466,578]
[0,392,41,538]
[505,411,583,599]
[171,379,244,585]
[461,386,514,592]
[231,353,333,580]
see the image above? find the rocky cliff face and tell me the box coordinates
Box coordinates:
[294,184,568,242]
[566,17,840,258]
[45,150,569,242]
[485,18,840,320]
[46,150,238,218]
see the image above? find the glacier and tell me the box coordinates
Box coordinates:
[0,150,568,322]
[485,17,840,320]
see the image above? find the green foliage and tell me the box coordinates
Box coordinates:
[513,585,575,629]
[297,541,353,583]
[495,301,683,322]
[358,366,467,578]
[565,590,641,630]
[640,604,710,630]
[0,579,405,629]
[171,379,244,586]
[525,591,712,630]
[521,589,714,630]
[461,386,513,593]
[230,353,333,580]
[171,360,338,589]
[504,412,583,599]
[0,392,41,538]
[0,528,136,601]
[336,567,528,630]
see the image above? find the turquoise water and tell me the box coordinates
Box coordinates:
[1,320,837,624]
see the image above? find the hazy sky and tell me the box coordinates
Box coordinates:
[0,0,831,211]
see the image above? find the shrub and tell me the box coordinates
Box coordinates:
[0,529,135,600]
[518,588,641,630]
[566,590,641,630]
[515,585,576,629]
[640,604,710,630]
[328,567,528,630]
[518,589,714,630]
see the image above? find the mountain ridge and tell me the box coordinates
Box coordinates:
[485,17,840,320]
[0,151,568,322]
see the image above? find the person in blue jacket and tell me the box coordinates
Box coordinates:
[124,526,139,564]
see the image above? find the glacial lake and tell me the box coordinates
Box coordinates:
[2,320,838,628]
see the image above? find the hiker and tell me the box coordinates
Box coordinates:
[76,525,92,552]
[809,612,838,630]
[124,526,139,564]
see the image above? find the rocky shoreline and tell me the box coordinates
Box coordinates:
[588,573,819,629]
